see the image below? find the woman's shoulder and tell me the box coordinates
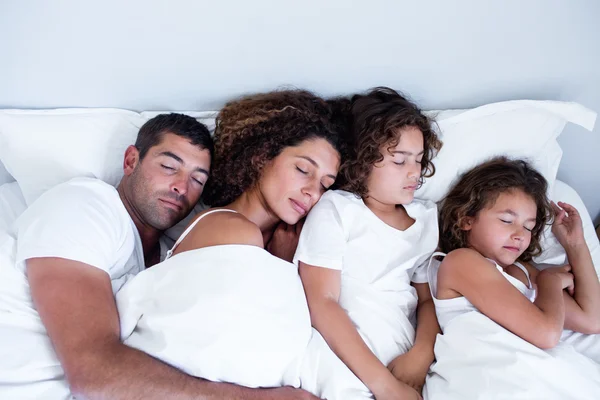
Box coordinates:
[175,210,263,253]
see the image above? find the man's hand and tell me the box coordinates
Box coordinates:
[266,220,305,263]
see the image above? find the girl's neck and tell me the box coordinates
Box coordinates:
[363,195,400,215]
[363,195,414,231]
[227,188,279,235]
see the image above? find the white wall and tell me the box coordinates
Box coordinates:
[1,0,599,222]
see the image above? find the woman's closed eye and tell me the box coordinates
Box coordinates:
[296,166,308,175]
[161,164,175,171]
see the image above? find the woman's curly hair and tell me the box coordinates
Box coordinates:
[202,89,347,206]
[334,87,442,197]
[439,157,553,262]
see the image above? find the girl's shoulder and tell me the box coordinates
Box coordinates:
[314,189,366,215]
[440,248,496,276]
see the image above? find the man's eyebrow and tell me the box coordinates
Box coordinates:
[159,151,208,176]
[158,151,183,163]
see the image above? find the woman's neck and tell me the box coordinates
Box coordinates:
[227,188,279,235]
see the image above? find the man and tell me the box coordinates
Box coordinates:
[1,113,316,399]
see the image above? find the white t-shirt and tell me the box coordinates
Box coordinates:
[0,177,144,400]
[293,190,438,364]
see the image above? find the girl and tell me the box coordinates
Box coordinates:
[116,90,346,398]
[294,87,443,400]
[425,157,600,400]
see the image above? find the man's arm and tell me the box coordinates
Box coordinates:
[28,258,317,400]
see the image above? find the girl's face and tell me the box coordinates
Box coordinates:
[463,189,538,267]
[259,137,340,225]
[366,126,424,206]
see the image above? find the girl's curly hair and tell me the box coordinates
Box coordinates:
[334,87,442,197]
[202,89,347,206]
[439,157,553,262]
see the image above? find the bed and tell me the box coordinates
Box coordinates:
[0,100,598,399]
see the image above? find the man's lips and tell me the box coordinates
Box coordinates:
[159,198,183,211]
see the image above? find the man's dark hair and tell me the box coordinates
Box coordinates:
[135,113,213,160]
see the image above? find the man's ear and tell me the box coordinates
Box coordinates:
[123,145,140,176]
[461,216,474,231]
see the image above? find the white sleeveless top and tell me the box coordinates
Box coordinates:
[427,251,537,331]
[165,208,237,260]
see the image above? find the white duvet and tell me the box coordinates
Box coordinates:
[424,311,600,400]
[117,245,313,388]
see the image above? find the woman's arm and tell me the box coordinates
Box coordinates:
[299,262,419,400]
[440,248,572,349]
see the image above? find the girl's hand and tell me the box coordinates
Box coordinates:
[387,349,430,394]
[551,201,585,250]
[538,264,575,295]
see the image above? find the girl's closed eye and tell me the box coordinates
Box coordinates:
[393,160,406,166]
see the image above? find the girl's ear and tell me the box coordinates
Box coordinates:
[460,216,474,231]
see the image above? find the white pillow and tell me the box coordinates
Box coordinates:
[418,101,597,203]
[0,160,13,186]
[534,179,600,277]
[0,109,147,205]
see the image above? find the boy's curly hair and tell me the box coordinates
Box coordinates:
[202,89,347,206]
[334,87,442,197]
[439,157,553,262]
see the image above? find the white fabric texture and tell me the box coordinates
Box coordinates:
[0,177,144,400]
[417,100,597,202]
[0,182,26,236]
[117,245,312,389]
[534,179,600,277]
[293,190,438,369]
[425,253,600,400]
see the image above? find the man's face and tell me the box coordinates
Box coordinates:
[125,132,211,230]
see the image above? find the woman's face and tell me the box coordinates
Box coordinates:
[259,138,341,224]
